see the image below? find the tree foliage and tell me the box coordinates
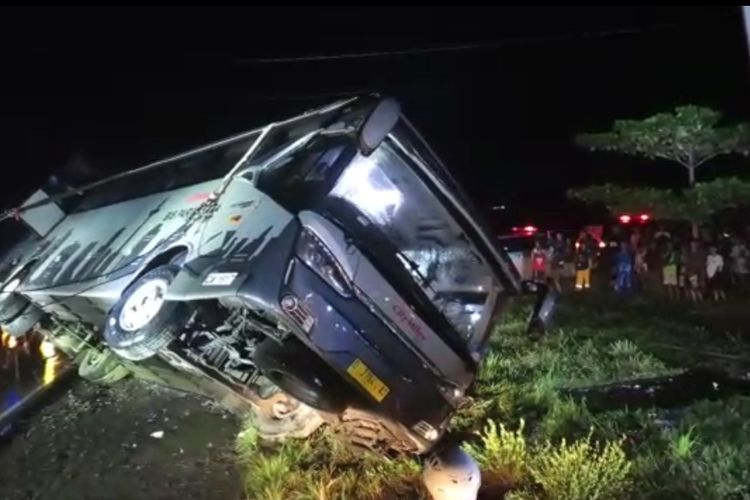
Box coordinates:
[569,177,750,224]
[576,106,750,186]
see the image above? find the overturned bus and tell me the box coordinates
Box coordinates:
[0,96,553,453]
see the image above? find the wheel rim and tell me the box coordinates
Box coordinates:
[86,350,107,367]
[118,279,168,332]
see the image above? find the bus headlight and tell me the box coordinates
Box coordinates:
[296,229,352,297]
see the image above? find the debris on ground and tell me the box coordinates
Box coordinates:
[0,378,242,500]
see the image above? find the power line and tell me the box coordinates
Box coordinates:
[234,21,688,65]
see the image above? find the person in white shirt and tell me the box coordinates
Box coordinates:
[706,246,726,302]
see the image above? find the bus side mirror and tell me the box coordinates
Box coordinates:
[358,98,401,156]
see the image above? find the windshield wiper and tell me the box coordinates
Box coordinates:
[395,251,436,292]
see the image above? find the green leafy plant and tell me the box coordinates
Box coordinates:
[678,442,750,499]
[505,488,542,500]
[529,431,632,500]
[464,419,529,489]
[538,397,591,441]
[608,339,640,358]
[669,426,698,461]
[235,420,260,461]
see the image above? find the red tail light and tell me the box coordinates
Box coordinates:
[511,225,538,235]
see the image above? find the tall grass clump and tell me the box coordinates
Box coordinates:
[464,419,529,489]
[529,430,632,500]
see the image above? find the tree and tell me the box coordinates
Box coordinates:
[569,184,683,220]
[682,177,750,223]
[576,105,750,186]
[569,177,750,226]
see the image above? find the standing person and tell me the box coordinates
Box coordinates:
[585,234,598,270]
[654,225,672,247]
[646,240,662,292]
[574,239,593,291]
[549,232,567,292]
[685,240,705,303]
[576,229,588,248]
[730,238,749,293]
[629,228,641,255]
[544,231,556,279]
[614,242,634,295]
[661,241,679,300]
[531,240,548,282]
[635,243,649,290]
[706,245,727,302]
[564,236,576,281]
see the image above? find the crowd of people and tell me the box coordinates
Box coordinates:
[529,225,750,302]
[530,230,598,292]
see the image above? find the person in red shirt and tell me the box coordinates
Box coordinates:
[531,240,548,282]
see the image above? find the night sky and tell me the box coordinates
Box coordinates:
[2,7,749,232]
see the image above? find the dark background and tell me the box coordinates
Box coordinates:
[1,6,749,232]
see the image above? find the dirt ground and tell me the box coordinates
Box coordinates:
[0,378,243,500]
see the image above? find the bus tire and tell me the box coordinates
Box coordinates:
[104,265,191,361]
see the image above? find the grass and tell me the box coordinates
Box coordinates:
[463,419,529,490]
[526,431,631,500]
[235,421,424,500]
[235,293,750,499]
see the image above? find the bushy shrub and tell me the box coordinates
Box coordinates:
[529,431,632,500]
[465,419,529,488]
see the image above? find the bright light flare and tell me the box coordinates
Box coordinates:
[40,339,57,359]
[43,357,61,386]
[619,214,632,224]
[331,154,403,225]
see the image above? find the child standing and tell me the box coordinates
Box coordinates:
[685,240,705,303]
[549,232,567,293]
[614,242,634,295]
[635,244,649,291]
[531,240,548,282]
[706,245,726,302]
[661,242,679,300]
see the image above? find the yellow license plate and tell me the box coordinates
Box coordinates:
[346,358,390,402]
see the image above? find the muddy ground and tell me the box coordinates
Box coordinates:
[0,378,243,500]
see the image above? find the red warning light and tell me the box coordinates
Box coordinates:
[511,225,538,235]
[639,214,650,222]
[619,214,632,224]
